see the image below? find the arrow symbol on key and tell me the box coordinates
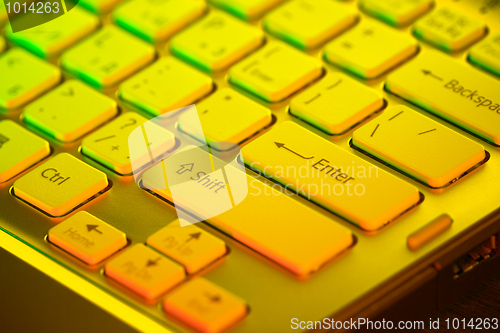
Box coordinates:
[204,292,221,303]
[185,232,201,243]
[146,257,161,267]
[176,163,194,175]
[274,142,314,160]
[422,70,443,81]
[86,224,103,234]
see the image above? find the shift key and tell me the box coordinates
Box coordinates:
[386,50,500,146]
[142,146,353,276]
[242,122,420,231]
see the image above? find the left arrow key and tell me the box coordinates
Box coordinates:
[48,211,127,265]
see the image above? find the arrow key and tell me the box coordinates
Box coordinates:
[164,277,247,333]
[105,244,185,300]
[48,211,127,265]
[147,219,226,274]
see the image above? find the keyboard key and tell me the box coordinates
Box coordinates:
[142,147,353,275]
[469,32,500,77]
[82,112,176,174]
[128,116,182,175]
[23,80,118,142]
[386,50,500,146]
[6,7,99,58]
[352,106,486,188]
[242,121,420,230]
[359,0,433,27]
[48,211,127,265]
[119,56,213,117]
[147,219,226,274]
[413,6,486,52]
[105,244,185,300]
[263,0,357,49]
[0,120,50,182]
[13,153,108,216]
[210,0,284,20]
[290,73,384,135]
[0,48,61,109]
[229,41,322,102]
[61,25,155,88]
[324,18,418,79]
[178,88,272,150]
[170,10,264,72]
[79,0,125,13]
[113,0,206,42]
[164,278,247,333]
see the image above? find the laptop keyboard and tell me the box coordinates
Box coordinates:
[1,0,500,332]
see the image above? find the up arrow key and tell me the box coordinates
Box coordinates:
[186,232,201,242]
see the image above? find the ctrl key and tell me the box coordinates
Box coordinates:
[48,211,127,265]
[164,278,247,333]
[13,153,109,216]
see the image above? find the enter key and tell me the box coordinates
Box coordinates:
[242,122,420,231]
[386,50,500,146]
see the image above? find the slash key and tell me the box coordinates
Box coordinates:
[353,106,486,188]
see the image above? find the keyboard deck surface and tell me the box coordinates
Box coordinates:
[1,0,500,332]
